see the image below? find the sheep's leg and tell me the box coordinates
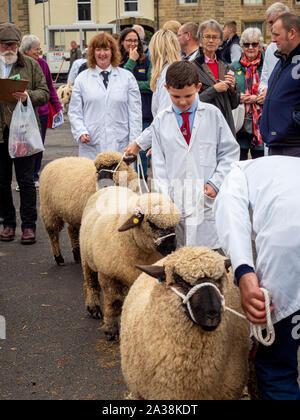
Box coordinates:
[100,275,129,341]
[82,258,103,320]
[67,224,81,263]
[43,218,65,266]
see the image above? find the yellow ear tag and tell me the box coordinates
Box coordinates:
[133,218,140,224]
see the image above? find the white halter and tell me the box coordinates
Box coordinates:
[170,282,275,347]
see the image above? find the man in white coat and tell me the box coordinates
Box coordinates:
[214,155,300,400]
[68,32,142,160]
[140,61,239,249]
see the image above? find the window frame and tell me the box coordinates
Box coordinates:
[123,0,139,13]
[177,0,198,5]
[241,0,265,5]
[77,0,93,23]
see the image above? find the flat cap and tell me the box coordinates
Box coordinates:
[0,22,21,43]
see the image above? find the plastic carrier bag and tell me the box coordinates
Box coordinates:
[8,96,45,159]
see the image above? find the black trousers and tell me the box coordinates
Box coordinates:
[0,133,37,231]
[240,148,264,161]
[268,146,300,157]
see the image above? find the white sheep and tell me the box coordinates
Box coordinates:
[39,151,138,265]
[57,84,73,113]
[120,246,251,400]
[79,186,181,340]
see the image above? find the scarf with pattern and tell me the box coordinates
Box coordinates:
[240,53,263,146]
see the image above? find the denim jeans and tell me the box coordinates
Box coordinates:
[255,310,300,400]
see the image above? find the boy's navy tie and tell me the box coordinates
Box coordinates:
[180,112,191,145]
[101,71,109,89]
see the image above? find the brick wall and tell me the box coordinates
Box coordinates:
[156,0,300,42]
[0,0,29,36]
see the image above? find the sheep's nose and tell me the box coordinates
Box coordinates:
[206,310,220,320]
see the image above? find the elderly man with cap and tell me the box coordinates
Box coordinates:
[0,23,49,244]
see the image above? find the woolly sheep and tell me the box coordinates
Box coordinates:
[39,151,138,266]
[120,246,251,400]
[57,84,73,113]
[79,186,181,340]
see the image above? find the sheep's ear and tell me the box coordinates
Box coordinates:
[135,264,166,282]
[224,259,232,273]
[123,155,137,165]
[118,214,144,232]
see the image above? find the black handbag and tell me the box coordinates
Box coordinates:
[237,113,253,139]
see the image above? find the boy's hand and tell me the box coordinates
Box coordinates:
[80,134,90,143]
[204,183,217,198]
[124,141,141,156]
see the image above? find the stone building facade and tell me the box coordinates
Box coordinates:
[0,0,29,35]
[155,0,300,42]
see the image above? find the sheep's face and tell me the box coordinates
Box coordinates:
[94,153,137,190]
[136,246,231,332]
[173,273,223,331]
[144,219,177,256]
[97,163,118,189]
[118,193,180,255]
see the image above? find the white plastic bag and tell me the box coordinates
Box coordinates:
[8,96,45,159]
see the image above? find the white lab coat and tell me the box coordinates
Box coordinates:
[214,156,300,324]
[258,42,278,93]
[68,66,142,159]
[151,101,240,249]
[137,65,172,151]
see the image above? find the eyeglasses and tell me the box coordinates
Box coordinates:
[177,32,188,38]
[202,35,220,41]
[125,39,139,44]
[243,42,259,48]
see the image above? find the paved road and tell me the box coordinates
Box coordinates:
[0,121,128,400]
[0,120,299,400]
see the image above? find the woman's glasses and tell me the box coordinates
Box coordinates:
[125,39,139,44]
[202,35,220,41]
[243,42,259,48]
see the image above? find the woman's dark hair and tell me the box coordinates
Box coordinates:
[119,28,145,64]
[166,61,200,89]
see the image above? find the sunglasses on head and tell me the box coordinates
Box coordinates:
[243,42,259,48]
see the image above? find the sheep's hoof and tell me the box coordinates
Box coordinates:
[55,254,65,266]
[103,324,119,342]
[72,247,81,263]
[104,330,119,342]
[87,305,103,320]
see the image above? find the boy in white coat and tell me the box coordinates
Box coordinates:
[127,61,239,249]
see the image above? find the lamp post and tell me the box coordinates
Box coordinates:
[8,0,12,22]
[116,0,120,33]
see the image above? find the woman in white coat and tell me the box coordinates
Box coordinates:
[68,32,142,160]
[124,29,182,155]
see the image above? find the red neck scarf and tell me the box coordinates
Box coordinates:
[240,53,263,147]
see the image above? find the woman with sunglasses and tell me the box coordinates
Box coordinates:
[119,27,152,179]
[232,28,265,160]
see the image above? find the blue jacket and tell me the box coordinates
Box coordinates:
[260,43,300,147]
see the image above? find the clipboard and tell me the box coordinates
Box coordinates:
[0,78,29,103]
